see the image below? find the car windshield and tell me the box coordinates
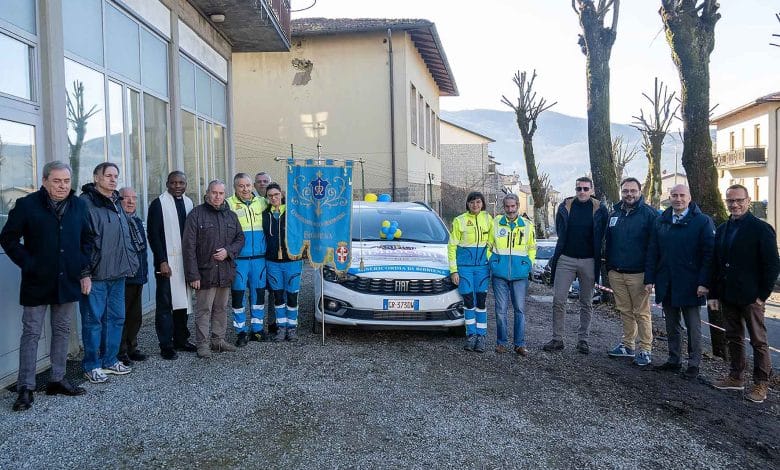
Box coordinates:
[536,245,556,259]
[351,206,449,243]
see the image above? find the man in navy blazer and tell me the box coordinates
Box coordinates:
[710,184,780,403]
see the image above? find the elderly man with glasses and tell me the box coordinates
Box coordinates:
[709,184,780,403]
[544,176,608,354]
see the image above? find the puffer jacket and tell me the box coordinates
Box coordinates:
[604,195,658,273]
[263,205,300,262]
[489,214,536,280]
[182,201,245,288]
[80,183,139,281]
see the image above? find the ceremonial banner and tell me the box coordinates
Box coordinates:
[286,159,353,271]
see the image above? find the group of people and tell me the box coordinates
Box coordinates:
[449,176,779,404]
[1,162,301,411]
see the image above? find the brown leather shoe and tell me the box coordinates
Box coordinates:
[514,346,528,357]
[745,383,768,403]
[495,344,510,354]
[211,340,237,353]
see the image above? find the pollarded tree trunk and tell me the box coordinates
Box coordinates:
[574,0,620,203]
[661,0,728,359]
[647,133,664,207]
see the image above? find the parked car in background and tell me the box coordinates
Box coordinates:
[314,201,464,333]
[532,240,557,283]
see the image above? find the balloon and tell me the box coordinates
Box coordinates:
[381,220,391,229]
[379,230,386,239]
[378,193,392,202]
[365,193,378,202]
[393,229,402,238]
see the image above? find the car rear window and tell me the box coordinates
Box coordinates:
[536,245,556,259]
[352,206,449,243]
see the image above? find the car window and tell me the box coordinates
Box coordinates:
[536,245,556,259]
[352,206,449,243]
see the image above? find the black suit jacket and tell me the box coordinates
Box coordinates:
[710,211,780,305]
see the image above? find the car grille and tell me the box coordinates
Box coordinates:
[343,309,455,321]
[340,277,456,295]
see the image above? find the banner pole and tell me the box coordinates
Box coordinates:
[320,265,325,344]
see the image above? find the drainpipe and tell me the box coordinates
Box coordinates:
[387,28,397,200]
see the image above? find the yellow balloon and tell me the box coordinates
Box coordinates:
[365,193,378,202]
[394,229,402,238]
[379,230,387,239]
[381,220,391,228]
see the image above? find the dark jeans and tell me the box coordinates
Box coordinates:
[121,283,144,356]
[662,305,702,367]
[155,275,191,350]
[722,300,773,383]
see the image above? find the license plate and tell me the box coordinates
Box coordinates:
[383,299,419,311]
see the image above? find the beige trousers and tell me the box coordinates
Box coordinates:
[608,270,653,352]
[194,287,230,347]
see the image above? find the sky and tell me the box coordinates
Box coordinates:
[293,0,780,124]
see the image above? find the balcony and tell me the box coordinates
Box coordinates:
[715,146,766,169]
[190,0,291,52]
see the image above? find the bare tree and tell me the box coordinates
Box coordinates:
[572,0,620,203]
[631,77,679,208]
[771,11,780,47]
[66,80,100,187]
[611,135,639,188]
[537,169,554,236]
[660,0,727,225]
[501,70,557,239]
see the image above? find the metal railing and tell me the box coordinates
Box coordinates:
[268,0,291,41]
[715,146,766,168]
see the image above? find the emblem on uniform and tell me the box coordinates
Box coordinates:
[498,228,508,237]
[466,220,474,226]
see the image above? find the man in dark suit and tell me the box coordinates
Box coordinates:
[710,184,780,403]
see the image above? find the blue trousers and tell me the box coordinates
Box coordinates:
[493,277,529,347]
[231,257,266,333]
[458,265,489,336]
[80,279,125,372]
[268,260,303,329]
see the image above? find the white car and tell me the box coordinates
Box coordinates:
[314,201,464,332]
[532,240,557,283]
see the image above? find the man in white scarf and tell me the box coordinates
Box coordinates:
[147,171,194,359]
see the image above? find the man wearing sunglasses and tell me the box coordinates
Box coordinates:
[544,176,608,354]
[710,184,780,403]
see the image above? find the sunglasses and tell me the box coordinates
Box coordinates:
[575,186,591,192]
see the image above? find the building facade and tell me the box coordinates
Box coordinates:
[0,0,290,386]
[231,18,457,211]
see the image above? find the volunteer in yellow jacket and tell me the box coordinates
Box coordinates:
[489,194,536,356]
[449,191,493,353]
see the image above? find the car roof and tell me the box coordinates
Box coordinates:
[353,201,432,211]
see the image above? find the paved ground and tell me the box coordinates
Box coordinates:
[1,267,777,468]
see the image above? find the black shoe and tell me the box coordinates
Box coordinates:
[235,332,249,347]
[46,379,86,397]
[174,342,197,352]
[682,366,699,379]
[576,340,590,355]
[117,354,133,366]
[249,331,265,342]
[654,362,682,373]
[12,388,33,411]
[128,350,148,362]
[161,348,179,360]
[542,340,564,352]
[268,322,279,334]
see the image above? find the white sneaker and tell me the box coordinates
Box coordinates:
[102,361,132,375]
[84,368,109,384]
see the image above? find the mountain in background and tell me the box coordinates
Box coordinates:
[440,109,687,193]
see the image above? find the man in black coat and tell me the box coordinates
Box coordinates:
[645,184,715,380]
[118,186,149,366]
[0,161,91,411]
[710,184,780,403]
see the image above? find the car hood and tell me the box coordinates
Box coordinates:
[347,241,450,279]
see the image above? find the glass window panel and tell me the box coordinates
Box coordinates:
[107,81,124,175]
[105,4,140,82]
[143,93,168,204]
[195,68,211,116]
[0,33,32,100]
[198,118,209,196]
[212,124,226,184]
[64,58,106,189]
[141,29,168,98]
[417,95,424,149]
[181,110,200,202]
[179,55,195,110]
[0,0,36,35]
[0,119,36,233]
[212,80,226,124]
[127,88,143,211]
[63,0,103,65]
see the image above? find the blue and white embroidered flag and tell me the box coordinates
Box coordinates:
[286,159,353,271]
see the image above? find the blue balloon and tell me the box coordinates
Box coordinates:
[378,193,392,202]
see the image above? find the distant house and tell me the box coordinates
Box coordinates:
[231,18,458,211]
[711,92,778,226]
[659,171,689,207]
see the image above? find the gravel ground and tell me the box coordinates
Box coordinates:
[1,266,777,469]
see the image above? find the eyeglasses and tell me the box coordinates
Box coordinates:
[575,186,591,192]
[621,189,639,194]
[267,192,282,198]
[725,198,747,205]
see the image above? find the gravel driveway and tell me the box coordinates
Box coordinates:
[1,266,777,468]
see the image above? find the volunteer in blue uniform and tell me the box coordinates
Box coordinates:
[263,183,304,342]
[228,173,268,346]
[448,191,493,352]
